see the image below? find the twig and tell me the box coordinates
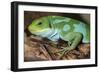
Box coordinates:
[39,44,52,60]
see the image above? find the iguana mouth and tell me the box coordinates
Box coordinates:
[31,28,50,33]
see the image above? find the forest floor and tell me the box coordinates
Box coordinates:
[24,33,90,62]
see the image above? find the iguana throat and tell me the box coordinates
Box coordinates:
[34,28,60,41]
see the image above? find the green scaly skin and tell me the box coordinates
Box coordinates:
[28,16,90,58]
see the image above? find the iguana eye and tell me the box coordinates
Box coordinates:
[38,22,42,25]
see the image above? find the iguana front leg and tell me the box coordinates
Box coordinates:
[57,32,82,59]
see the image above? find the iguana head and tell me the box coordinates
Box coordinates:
[28,17,50,35]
